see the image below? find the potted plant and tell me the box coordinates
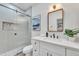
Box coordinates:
[64,29,79,41]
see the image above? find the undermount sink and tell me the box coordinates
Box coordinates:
[42,36,64,41]
[40,35,79,43]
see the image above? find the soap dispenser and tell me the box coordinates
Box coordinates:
[46,32,48,37]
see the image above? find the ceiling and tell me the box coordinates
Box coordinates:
[11,3,37,11]
[11,3,79,12]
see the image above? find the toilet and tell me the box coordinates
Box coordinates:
[23,45,33,56]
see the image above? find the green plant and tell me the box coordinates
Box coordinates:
[64,29,79,37]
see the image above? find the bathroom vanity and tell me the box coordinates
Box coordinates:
[32,36,79,56]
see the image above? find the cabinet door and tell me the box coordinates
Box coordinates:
[40,46,61,56]
[40,47,48,56]
[40,42,65,56]
[32,40,39,56]
[66,48,79,56]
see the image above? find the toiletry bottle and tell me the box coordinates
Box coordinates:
[46,32,48,37]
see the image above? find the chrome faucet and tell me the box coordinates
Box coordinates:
[53,34,59,39]
[53,34,55,38]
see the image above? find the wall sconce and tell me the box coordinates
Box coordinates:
[49,4,62,12]
[53,5,56,10]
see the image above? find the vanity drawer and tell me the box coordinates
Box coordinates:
[40,42,65,56]
[32,40,39,48]
[33,48,39,56]
[32,40,40,56]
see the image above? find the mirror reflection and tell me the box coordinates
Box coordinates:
[48,9,64,32]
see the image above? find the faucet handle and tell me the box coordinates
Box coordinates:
[57,35,59,39]
[46,32,48,37]
[50,35,52,38]
[53,34,55,38]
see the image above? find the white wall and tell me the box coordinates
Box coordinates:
[63,5,79,29]
[32,4,49,37]
[32,3,79,37]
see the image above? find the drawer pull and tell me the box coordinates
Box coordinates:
[34,50,37,52]
[35,42,36,45]
[47,52,49,56]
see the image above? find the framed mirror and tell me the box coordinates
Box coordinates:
[48,9,64,32]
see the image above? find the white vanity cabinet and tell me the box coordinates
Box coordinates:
[32,37,79,56]
[32,40,40,56]
[32,39,65,56]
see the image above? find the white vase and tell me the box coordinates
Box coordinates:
[68,37,76,42]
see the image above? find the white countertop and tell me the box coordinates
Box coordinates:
[32,36,79,50]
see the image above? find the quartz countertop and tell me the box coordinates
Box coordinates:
[32,36,79,50]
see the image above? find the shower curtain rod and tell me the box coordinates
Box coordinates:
[0,4,31,17]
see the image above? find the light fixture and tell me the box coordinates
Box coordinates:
[49,4,62,12]
[53,5,56,10]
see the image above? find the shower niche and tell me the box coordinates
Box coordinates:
[0,20,17,31]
